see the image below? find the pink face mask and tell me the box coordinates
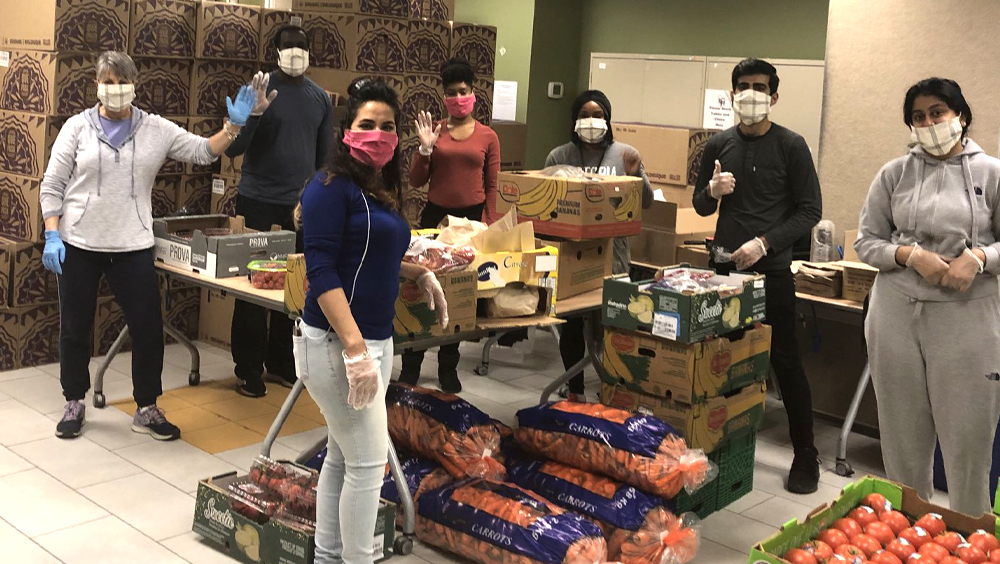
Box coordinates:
[342,129,398,169]
[444,94,476,118]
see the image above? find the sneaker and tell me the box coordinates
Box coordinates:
[786,449,820,494]
[132,405,181,441]
[55,400,85,439]
[565,392,586,403]
[237,378,267,398]
[438,372,462,394]
[557,385,570,399]
[264,371,296,388]
[397,372,420,386]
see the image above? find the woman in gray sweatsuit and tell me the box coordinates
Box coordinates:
[40,51,258,441]
[856,78,1000,516]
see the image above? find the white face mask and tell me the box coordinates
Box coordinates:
[97,83,135,112]
[732,89,771,125]
[278,47,309,77]
[575,117,608,143]
[912,116,963,157]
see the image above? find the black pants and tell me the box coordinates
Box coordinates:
[60,244,163,407]
[231,194,300,383]
[559,317,587,394]
[400,200,485,380]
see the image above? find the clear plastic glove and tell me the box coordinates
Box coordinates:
[414,110,441,155]
[250,71,278,116]
[940,248,983,292]
[708,160,736,199]
[906,244,951,286]
[226,85,256,127]
[42,230,65,275]
[342,350,380,410]
[417,271,449,328]
[732,237,766,271]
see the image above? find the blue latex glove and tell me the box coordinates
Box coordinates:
[226,85,256,127]
[42,230,65,275]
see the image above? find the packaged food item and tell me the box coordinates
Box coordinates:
[515,402,715,499]
[248,260,287,290]
[403,236,476,273]
[386,383,505,479]
[652,268,736,294]
[229,478,281,525]
[381,452,454,506]
[275,481,317,530]
[611,509,700,564]
[416,478,609,564]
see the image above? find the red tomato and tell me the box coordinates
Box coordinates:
[854,534,885,557]
[909,555,939,564]
[915,514,947,538]
[938,533,968,554]
[786,548,820,564]
[939,558,970,564]
[867,522,897,547]
[872,550,904,564]
[887,539,916,561]
[881,511,911,536]
[852,506,881,528]
[820,529,852,550]
[864,494,893,515]
[968,532,1000,555]
[921,543,953,562]
[900,528,933,550]
[988,549,1000,563]
[836,518,865,539]
[804,541,836,562]
[956,545,988,564]
[839,545,868,560]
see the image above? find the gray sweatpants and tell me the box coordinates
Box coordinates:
[866,278,1000,516]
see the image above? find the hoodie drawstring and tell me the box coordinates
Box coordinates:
[961,153,979,247]
[96,128,103,197]
[907,158,925,232]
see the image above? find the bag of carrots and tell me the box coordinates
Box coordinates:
[515,402,716,499]
[416,478,611,564]
[386,383,506,479]
[381,452,454,506]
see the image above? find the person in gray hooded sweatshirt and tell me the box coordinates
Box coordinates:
[39,51,259,441]
[856,77,1000,516]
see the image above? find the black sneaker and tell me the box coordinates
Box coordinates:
[55,400,85,439]
[264,371,296,389]
[132,405,181,441]
[397,371,420,386]
[237,378,267,398]
[439,372,462,394]
[787,449,820,494]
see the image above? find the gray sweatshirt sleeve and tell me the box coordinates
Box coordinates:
[856,163,904,271]
[983,184,1000,274]
[40,117,82,219]
[162,117,218,166]
[638,161,653,209]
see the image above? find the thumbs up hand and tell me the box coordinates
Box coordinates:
[709,159,736,199]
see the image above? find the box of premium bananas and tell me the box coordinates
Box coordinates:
[602,324,771,404]
[392,267,477,345]
[494,171,643,240]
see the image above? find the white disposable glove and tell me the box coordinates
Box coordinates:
[940,247,983,292]
[342,350,380,410]
[708,160,736,199]
[414,110,442,155]
[417,271,449,328]
[906,243,951,286]
[250,71,278,116]
[733,237,767,271]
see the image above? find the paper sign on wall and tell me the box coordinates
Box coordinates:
[492,80,517,121]
[703,88,734,130]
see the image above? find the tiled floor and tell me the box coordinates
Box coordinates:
[0,329,900,564]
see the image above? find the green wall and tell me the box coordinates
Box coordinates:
[455,0,536,122]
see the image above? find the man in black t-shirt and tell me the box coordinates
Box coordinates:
[692,58,822,494]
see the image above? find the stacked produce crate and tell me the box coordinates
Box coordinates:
[598,266,772,517]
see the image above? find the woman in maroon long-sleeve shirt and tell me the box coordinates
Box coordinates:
[399,58,501,393]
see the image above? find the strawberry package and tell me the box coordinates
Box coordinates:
[249,455,318,528]
[403,236,476,273]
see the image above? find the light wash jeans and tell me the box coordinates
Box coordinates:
[294,321,393,564]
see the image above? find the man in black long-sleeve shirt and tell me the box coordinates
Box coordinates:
[693,58,822,494]
[227,25,334,397]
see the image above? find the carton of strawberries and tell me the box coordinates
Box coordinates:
[249,455,319,528]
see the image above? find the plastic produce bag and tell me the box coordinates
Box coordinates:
[486,283,539,318]
[611,510,700,564]
[437,215,488,246]
[404,236,476,273]
[381,452,454,505]
[652,268,736,294]
[416,478,610,564]
[386,383,506,479]
[515,402,716,499]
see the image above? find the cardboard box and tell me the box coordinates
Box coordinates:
[199,287,234,351]
[472,245,559,293]
[305,67,356,99]
[284,254,308,315]
[394,268,477,344]
[406,19,450,74]
[185,118,223,174]
[630,227,714,269]
[130,0,198,59]
[0,239,11,308]
[794,262,843,298]
[221,154,244,177]
[837,260,877,302]
[602,269,767,344]
[355,72,406,106]
[0,0,129,52]
[359,0,409,17]
[0,51,97,115]
[178,174,213,215]
[481,284,553,319]
[290,0,357,12]
[451,23,497,77]
[601,380,766,454]
[152,176,181,218]
[211,175,240,217]
[153,215,296,279]
[540,238,613,301]
[401,73,443,122]
[843,229,859,262]
[676,244,710,269]
[644,200,717,232]
[0,307,18,370]
[157,117,189,176]
[0,236,56,307]
[651,183,694,208]
[492,121,526,171]
[16,303,60,368]
[197,1,261,62]
[190,61,257,117]
[0,173,43,242]
[495,171,644,240]
[472,76,494,126]
[355,17,408,74]
[260,10,356,70]
[163,286,200,344]
[611,124,714,187]
[94,296,129,356]
[0,111,66,178]
[602,324,771,404]
[409,0,455,20]
[134,58,192,117]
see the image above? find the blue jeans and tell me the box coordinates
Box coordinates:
[294,321,393,564]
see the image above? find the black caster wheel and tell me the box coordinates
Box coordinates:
[835,460,854,477]
[393,535,414,555]
[93,393,106,409]
[474,364,489,376]
[189,371,201,386]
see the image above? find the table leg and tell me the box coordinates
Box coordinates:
[474,333,503,376]
[540,312,605,403]
[93,326,130,409]
[387,440,416,538]
[835,361,871,477]
[162,324,201,386]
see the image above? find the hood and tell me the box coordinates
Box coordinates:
[83,104,147,146]
[908,137,984,164]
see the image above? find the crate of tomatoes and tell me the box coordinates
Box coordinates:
[750,476,1000,564]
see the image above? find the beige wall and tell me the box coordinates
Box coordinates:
[820,0,1000,231]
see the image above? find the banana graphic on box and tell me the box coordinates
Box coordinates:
[393,303,424,336]
[515,178,569,219]
[613,187,640,222]
[689,410,725,451]
[602,337,634,383]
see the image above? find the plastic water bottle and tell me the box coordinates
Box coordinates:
[811,220,835,262]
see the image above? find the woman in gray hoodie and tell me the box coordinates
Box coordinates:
[856,78,1000,516]
[40,51,258,441]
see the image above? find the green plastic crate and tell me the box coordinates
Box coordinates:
[671,478,719,519]
[715,432,757,510]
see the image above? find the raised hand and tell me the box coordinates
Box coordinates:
[250,71,278,116]
[414,110,442,154]
[708,160,736,199]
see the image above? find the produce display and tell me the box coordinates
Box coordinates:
[386,383,506,479]
[247,260,287,290]
[652,268,738,295]
[248,455,319,528]
[229,478,280,525]
[404,236,477,273]
[515,402,715,499]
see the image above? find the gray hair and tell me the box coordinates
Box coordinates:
[95,51,138,83]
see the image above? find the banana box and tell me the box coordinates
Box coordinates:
[602,325,771,404]
[283,254,309,315]
[495,171,643,240]
[393,268,477,345]
[601,381,766,454]
[602,268,767,344]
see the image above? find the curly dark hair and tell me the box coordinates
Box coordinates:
[440,58,475,89]
[904,77,973,138]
